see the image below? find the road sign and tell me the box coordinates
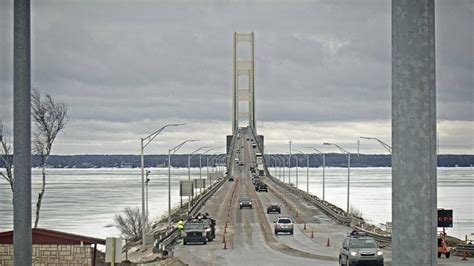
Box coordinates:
[194,179,206,189]
[438,209,453,228]
[180,181,194,197]
[105,237,122,263]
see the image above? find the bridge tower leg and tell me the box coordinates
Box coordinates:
[392,0,437,265]
[232,32,256,134]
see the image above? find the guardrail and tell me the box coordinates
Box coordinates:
[155,176,227,252]
[455,244,474,256]
[267,174,352,225]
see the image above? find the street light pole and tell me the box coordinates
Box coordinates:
[360,136,392,154]
[288,140,292,185]
[200,148,213,191]
[140,123,185,247]
[168,139,198,224]
[294,150,305,190]
[324,143,351,215]
[307,147,326,201]
[187,146,208,212]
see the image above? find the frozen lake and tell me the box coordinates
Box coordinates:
[0,167,472,241]
[269,167,474,240]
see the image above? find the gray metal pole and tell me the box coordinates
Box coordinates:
[306,155,309,193]
[13,0,31,264]
[168,150,171,224]
[392,0,437,264]
[288,141,292,184]
[187,155,191,213]
[347,152,350,215]
[199,154,202,192]
[140,139,146,247]
[295,156,299,188]
[322,154,325,201]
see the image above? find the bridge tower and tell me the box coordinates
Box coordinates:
[232,32,256,133]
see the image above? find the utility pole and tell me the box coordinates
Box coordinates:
[392,0,437,264]
[288,140,292,185]
[13,0,32,264]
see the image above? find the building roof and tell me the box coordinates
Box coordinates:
[0,228,106,245]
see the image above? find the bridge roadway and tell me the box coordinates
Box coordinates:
[169,129,470,265]
[172,130,347,265]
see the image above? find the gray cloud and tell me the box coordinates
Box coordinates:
[0,0,472,154]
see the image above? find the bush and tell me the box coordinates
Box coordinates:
[114,206,150,242]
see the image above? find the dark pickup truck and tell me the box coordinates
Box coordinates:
[183,222,207,245]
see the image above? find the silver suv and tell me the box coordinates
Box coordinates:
[274,216,294,235]
[339,232,384,266]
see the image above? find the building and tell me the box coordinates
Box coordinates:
[0,228,105,265]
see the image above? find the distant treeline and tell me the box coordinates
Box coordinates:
[0,154,472,168]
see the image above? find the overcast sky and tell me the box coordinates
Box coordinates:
[0,0,472,155]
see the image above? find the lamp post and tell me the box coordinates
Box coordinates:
[140,123,185,247]
[360,136,392,153]
[145,170,151,218]
[207,153,219,185]
[324,142,351,215]
[288,140,292,185]
[307,147,326,201]
[168,139,198,224]
[200,148,213,191]
[187,146,208,213]
[294,150,307,191]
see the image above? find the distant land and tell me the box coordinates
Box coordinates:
[1,154,472,168]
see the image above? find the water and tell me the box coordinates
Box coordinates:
[1,167,472,241]
[0,167,219,239]
[269,167,474,240]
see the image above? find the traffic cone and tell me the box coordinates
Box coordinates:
[462,251,468,261]
[326,237,331,246]
[303,223,307,230]
[311,230,314,238]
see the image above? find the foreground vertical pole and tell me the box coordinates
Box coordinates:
[13,0,32,265]
[392,0,437,265]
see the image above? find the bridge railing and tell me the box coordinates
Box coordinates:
[154,173,227,253]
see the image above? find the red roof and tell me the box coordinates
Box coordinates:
[0,228,106,245]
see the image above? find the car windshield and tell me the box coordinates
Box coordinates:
[201,219,211,226]
[241,197,250,201]
[185,223,204,230]
[349,238,377,248]
[278,219,292,224]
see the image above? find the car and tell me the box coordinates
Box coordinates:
[267,203,281,214]
[256,183,268,192]
[339,232,384,266]
[239,197,253,209]
[228,176,234,182]
[183,221,207,245]
[252,143,257,148]
[274,216,294,235]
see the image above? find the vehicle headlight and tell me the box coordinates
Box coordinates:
[206,228,211,232]
[376,250,383,256]
[249,202,252,204]
[240,202,242,205]
[350,251,358,256]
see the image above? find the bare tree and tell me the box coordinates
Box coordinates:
[32,89,68,228]
[0,121,14,194]
[114,206,151,242]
